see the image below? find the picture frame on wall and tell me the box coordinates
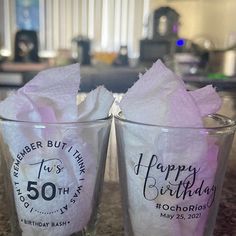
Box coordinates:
[15,0,39,31]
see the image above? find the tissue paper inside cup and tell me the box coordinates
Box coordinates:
[0,64,114,236]
[120,60,221,127]
[0,64,81,122]
[117,60,222,236]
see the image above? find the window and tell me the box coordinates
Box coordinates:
[0,0,149,59]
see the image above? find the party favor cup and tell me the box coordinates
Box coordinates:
[0,116,112,236]
[115,114,236,236]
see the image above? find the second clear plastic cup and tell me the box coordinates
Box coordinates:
[115,114,236,236]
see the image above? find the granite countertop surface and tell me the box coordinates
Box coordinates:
[3,64,236,93]
[96,163,236,236]
[0,154,236,236]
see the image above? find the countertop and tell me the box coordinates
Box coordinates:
[2,63,236,93]
[183,74,236,91]
[0,64,144,93]
[0,155,236,236]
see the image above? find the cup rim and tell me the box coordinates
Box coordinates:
[114,113,236,131]
[0,114,113,125]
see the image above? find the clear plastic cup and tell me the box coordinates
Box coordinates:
[0,115,112,236]
[115,114,236,236]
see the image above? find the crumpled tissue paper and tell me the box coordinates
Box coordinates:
[120,60,221,127]
[118,60,222,236]
[0,64,114,236]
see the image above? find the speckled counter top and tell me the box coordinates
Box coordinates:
[0,157,236,236]
[96,166,236,236]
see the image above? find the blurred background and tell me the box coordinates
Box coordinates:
[0,0,236,67]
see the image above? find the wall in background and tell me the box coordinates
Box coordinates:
[1,0,236,59]
[149,0,236,49]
